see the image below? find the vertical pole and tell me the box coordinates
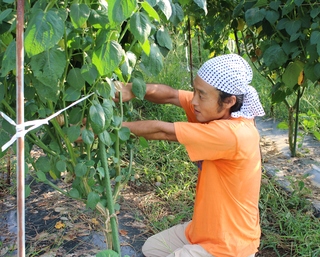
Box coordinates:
[16,0,25,256]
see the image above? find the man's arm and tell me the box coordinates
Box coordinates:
[122,120,177,141]
[117,83,182,107]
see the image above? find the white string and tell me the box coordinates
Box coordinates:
[1,93,94,152]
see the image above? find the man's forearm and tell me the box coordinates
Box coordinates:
[144,84,181,107]
[122,120,177,141]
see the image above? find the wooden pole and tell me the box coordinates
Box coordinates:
[16,0,25,256]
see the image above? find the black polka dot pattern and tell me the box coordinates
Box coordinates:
[197,54,265,119]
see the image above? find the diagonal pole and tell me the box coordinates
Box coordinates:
[16,0,25,256]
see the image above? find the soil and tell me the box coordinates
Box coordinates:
[0,117,320,257]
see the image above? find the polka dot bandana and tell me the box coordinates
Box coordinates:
[197,54,265,119]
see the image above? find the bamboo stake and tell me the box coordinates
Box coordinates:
[16,0,25,256]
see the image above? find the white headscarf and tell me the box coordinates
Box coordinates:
[197,54,265,119]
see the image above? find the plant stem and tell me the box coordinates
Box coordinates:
[293,88,301,157]
[98,138,121,254]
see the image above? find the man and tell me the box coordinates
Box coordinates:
[117,54,265,257]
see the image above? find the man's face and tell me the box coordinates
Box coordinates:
[191,75,233,123]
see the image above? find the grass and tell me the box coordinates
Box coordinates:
[128,37,320,256]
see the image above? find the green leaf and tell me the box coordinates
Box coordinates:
[313,131,320,141]
[35,156,51,173]
[139,137,148,148]
[97,167,105,179]
[70,3,90,28]
[67,68,86,90]
[140,39,151,56]
[130,12,152,44]
[132,77,146,100]
[81,64,98,85]
[119,127,131,141]
[25,9,64,57]
[169,3,184,26]
[108,0,137,24]
[277,121,289,130]
[193,0,207,15]
[285,20,301,35]
[156,27,172,50]
[75,162,87,177]
[64,86,81,101]
[96,81,112,98]
[141,43,163,76]
[121,51,137,77]
[56,160,66,172]
[310,8,320,19]
[1,40,16,77]
[67,125,81,142]
[265,10,279,25]
[157,0,172,20]
[141,1,160,21]
[272,90,286,104]
[245,7,265,27]
[82,128,95,144]
[310,31,320,45]
[101,98,113,127]
[30,47,66,87]
[87,192,100,210]
[0,9,12,23]
[25,185,31,198]
[36,171,47,182]
[69,188,80,198]
[262,44,287,71]
[96,250,119,257]
[89,101,105,134]
[92,40,124,76]
[69,107,82,124]
[98,131,113,146]
[282,60,304,89]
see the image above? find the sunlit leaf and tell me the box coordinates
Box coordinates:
[70,3,90,28]
[156,27,172,50]
[130,12,152,44]
[141,43,163,75]
[282,60,304,89]
[101,99,113,127]
[141,1,160,21]
[157,0,172,20]
[277,121,289,130]
[193,0,207,15]
[92,40,124,76]
[0,40,15,77]
[96,250,119,257]
[25,9,64,57]
[108,0,137,24]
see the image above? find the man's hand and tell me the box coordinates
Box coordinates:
[113,81,135,103]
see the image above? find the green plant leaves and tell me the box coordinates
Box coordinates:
[87,191,100,209]
[141,43,163,76]
[96,250,119,257]
[156,27,172,50]
[89,100,105,134]
[67,68,86,90]
[263,44,287,71]
[108,0,137,24]
[0,40,15,76]
[130,12,152,44]
[245,8,265,27]
[75,162,87,177]
[70,3,90,28]
[92,40,124,76]
[24,9,65,57]
[132,77,146,100]
[282,60,304,89]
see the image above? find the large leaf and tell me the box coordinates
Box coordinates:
[156,27,172,50]
[121,51,137,77]
[0,40,16,77]
[70,3,90,28]
[101,98,114,127]
[66,125,81,142]
[285,20,301,35]
[132,77,146,100]
[108,0,137,24]
[25,9,64,57]
[130,12,152,44]
[141,1,160,21]
[157,0,172,20]
[169,3,184,26]
[141,43,163,76]
[86,191,100,210]
[98,131,113,146]
[67,68,86,90]
[245,7,265,27]
[89,100,105,134]
[193,0,207,15]
[92,40,124,76]
[262,44,287,71]
[282,60,304,89]
[81,128,95,145]
[31,76,59,102]
[81,63,98,84]
[265,10,279,25]
[30,47,66,87]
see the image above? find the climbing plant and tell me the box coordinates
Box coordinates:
[0,0,206,255]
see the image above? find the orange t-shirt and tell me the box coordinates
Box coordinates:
[174,90,261,257]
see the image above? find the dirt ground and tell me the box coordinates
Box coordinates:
[1,117,320,257]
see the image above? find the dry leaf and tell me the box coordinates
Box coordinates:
[119,229,128,236]
[55,221,65,229]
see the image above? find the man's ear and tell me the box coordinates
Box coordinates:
[225,95,237,108]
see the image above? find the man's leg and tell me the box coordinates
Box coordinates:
[142,222,191,257]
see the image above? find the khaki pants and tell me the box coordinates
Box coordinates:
[142,222,256,257]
